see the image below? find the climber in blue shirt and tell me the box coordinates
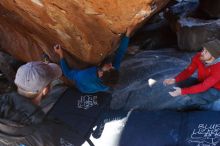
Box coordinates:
[54,16,145,93]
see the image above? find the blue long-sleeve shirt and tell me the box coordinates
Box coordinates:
[60,36,130,93]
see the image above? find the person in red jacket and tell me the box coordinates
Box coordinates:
[164,39,220,101]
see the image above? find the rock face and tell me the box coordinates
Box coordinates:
[164,1,199,33]
[165,1,220,51]
[131,13,177,51]
[177,18,220,51]
[0,0,170,66]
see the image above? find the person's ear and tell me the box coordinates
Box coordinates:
[42,86,50,96]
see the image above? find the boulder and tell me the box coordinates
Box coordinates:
[131,12,177,50]
[165,1,220,51]
[0,0,170,67]
[164,0,199,32]
[177,18,220,51]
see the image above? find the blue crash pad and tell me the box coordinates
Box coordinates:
[120,110,220,146]
[48,88,112,145]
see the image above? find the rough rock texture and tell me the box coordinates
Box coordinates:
[177,18,220,51]
[130,13,177,51]
[165,1,220,51]
[164,1,199,33]
[0,0,170,67]
[199,0,220,18]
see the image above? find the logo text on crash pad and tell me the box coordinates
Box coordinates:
[77,95,98,110]
[187,124,220,146]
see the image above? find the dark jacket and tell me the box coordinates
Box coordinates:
[0,92,45,125]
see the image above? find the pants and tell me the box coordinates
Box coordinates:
[176,78,220,110]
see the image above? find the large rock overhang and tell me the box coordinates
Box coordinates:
[0,0,170,67]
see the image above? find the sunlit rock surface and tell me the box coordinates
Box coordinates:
[0,0,170,66]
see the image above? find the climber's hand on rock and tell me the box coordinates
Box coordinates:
[169,87,181,97]
[163,78,175,86]
[54,44,63,58]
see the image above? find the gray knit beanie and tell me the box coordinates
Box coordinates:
[202,39,220,59]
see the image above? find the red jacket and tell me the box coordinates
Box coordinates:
[175,53,220,95]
